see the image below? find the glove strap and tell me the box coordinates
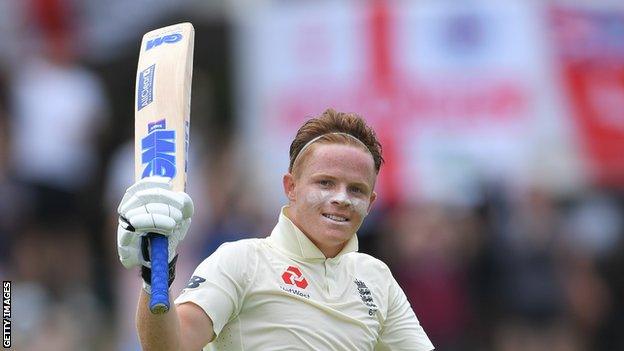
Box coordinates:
[141,254,178,294]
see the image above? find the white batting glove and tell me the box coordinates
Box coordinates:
[117,176,194,269]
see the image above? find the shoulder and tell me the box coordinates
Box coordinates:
[194,238,265,272]
[213,237,264,255]
[344,252,397,310]
[344,252,393,277]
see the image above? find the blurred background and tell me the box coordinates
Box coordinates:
[0,0,623,350]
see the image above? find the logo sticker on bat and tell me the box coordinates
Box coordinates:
[137,64,155,110]
[141,119,176,179]
[146,33,183,51]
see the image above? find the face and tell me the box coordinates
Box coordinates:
[283,143,377,257]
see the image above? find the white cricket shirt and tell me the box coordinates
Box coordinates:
[175,207,434,351]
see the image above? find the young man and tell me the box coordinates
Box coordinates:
[117,109,434,350]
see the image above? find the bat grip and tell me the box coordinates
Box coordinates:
[149,233,170,314]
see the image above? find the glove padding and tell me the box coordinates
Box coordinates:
[117,176,194,269]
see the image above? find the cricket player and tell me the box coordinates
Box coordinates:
[117,109,434,350]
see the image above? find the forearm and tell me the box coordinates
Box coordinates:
[118,178,202,350]
[136,290,182,351]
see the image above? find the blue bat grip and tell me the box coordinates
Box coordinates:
[149,233,170,314]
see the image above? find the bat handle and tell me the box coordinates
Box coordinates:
[149,233,170,314]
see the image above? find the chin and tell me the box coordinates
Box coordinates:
[303,217,356,247]
[322,228,353,244]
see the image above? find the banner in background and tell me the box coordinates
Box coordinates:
[551,5,624,187]
[236,0,574,211]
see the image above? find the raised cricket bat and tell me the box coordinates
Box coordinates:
[135,22,194,314]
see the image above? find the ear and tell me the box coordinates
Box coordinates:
[366,191,377,214]
[283,173,296,203]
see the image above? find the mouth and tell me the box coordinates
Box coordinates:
[322,213,349,223]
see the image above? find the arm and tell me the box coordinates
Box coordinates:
[136,291,214,351]
[376,275,434,351]
[116,177,209,350]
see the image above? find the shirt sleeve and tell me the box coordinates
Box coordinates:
[375,275,434,351]
[174,240,257,337]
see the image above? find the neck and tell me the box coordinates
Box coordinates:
[313,240,343,259]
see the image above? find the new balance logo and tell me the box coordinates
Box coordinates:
[186,276,205,289]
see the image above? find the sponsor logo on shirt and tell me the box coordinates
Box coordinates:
[354,279,378,316]
[280,265,310,299]
[279,286,310,299]
[281,265,308,289]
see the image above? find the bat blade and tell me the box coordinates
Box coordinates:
[134,22,194,314]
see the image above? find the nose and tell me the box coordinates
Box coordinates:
[330,189,352,207]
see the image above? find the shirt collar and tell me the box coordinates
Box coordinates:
[268,206,359,260]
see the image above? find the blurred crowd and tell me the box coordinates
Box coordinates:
[0,1,623,350]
